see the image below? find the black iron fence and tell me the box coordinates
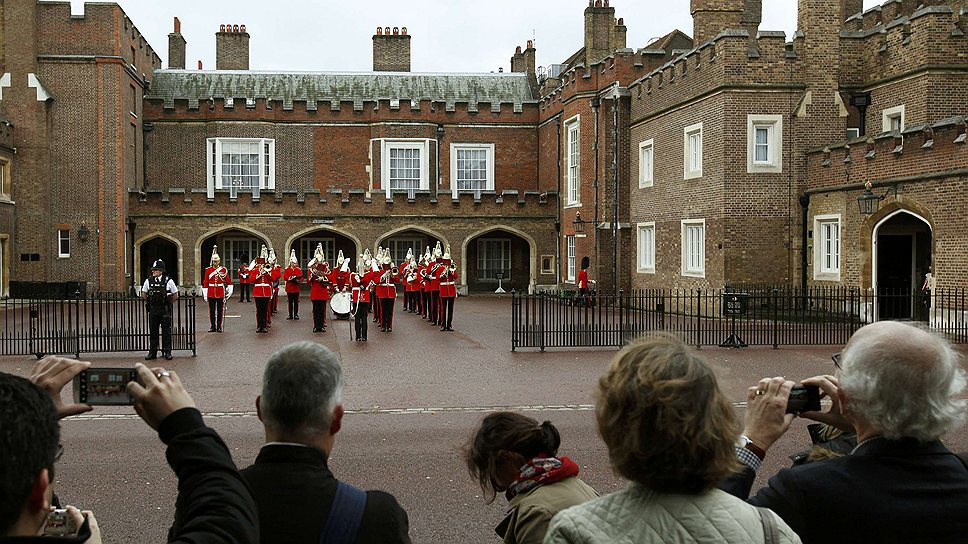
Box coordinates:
[0,293,196,358]
[511,286,968,351]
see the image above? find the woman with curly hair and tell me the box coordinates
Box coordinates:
[545,334,801,543]
[463,412,597,544]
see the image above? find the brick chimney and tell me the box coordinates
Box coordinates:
[168,17,186,69]
[373,26,411,72]
[215,23,249,70]
[584,0,617,65]
[612,17,627,50]
[510,40,536,77]
[691,0,761,44]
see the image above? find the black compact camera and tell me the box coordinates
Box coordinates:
[73,368,138,405]
[786,384,821,413]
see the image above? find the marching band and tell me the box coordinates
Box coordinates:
[204,241,460,339]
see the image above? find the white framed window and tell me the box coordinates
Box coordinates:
[882,105,905,133]
[0,157,10,200]
[747,115,783,173]
[846,128,860,140]
[58,229,70,258]
[683,122,703,179]
[381,140,430,197]
[566,235,576,282]
[637,222,656,273]
[680,219,705,277]
[813,214,841,280]
[450,143,494,196]
[565,115,580,206]
[206,138,276,198]
[477,238,511,281]
[638,139,654,188]
[386,238,421,265]
[224,238,261,275]
[299,238,335,269]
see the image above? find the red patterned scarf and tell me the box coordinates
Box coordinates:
[506,455,580,499]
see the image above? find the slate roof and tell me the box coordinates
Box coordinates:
[147,70,538,110]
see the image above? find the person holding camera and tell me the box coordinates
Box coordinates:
[721,321,968,543]
[141,259,179,361]
[241,341,410,543]
[0,356,259,543]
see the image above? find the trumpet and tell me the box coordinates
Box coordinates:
[391,266,399,276]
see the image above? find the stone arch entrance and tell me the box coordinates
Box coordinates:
[377,227,445,265]
[873,210,932,320]
[286,227,359,272]
[463,226,535,293]
[139,235,179,286]
[199,228,270,287]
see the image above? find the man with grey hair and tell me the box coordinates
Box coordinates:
[240,341,410,543]
[721,321,968,543]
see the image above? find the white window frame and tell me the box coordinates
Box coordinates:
[638,139,654,188]
[846,128,860,140]
[57,229,70,258]
[566,235,576,282]
[0,157,10,200]
[477,238,511,282]
[381,139,430,198]
[881,105,905,133]
[205,137,276,198]
[747,115,783,173]
[813,214,841,281]
[449,143,495,197]
[683,122,703,179]
[637,222,656,274]
[565,115,580,207]
[680,219,705,277]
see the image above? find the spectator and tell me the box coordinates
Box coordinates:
[462,412,597,544]
[545,335,800,544]
[721,321,968,543]
[0,356,258,543]
[241,341,410,544]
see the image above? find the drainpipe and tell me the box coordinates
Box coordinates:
[128,220,137,294]
[611,93,619,292]
[799,194,809,291]
[556,116,562,287]
[591,97,600,289]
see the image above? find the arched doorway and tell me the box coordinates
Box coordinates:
[200,229,269,286]
[377,228,444,265]
[289,229,358,272]
[465,228,533,293]
[140,237,178,285]
[873,210,932,320]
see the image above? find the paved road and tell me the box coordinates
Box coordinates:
[3,297,966,542]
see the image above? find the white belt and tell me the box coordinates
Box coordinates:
[352,287,360,291]
[256,283,270,286]
[441,282,455,286]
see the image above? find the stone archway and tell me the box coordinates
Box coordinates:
[137,234,181,287]
[872,209,932,320]
[462,225,536,293]
[198,227,271,288]
[376,225,448,265]
[285,226,360,272]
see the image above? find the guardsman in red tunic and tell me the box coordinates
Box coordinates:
[267,248,282,326]
[577,256,592,307]
[350,256,374,341]
[426,242,443,326]
[401,248,415,313]
[251,245,273,333]
[419,247,431,319]
[307,243,331,333]
[437,245,459,331]
[332,250,349,293]
[202,245,233,332]
[375,252,400,332]
[237,254,252,302]
[372,247,384,325]
[284,249,303,320]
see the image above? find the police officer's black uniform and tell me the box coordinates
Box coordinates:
[143,259,178,360]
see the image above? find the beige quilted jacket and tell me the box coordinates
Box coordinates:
[543,484,801,544]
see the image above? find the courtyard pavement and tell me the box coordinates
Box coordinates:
[1,296,965,542]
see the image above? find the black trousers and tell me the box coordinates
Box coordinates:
[208,297,224,331]
[354,301,369,340]
[255,296,270,331]
[148,310,172,355]
[312,299,327,330]
[422,291,430,318]
[239,283,251,302]
[430,291,440,324]
[440,296,455,329]
[287,293,299,318]
[380,296,395,331]
[373,294,382,322]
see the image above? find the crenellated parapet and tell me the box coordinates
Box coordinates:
[842,0,961,32]
[538,48,650,113]
[629,29,800,122]
[0,120,13,152]
[840,4,967,87]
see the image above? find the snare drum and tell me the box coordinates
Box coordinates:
[330,291,352,319]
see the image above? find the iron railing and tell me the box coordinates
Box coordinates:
[511,286,968,351]
[0,293,197,358]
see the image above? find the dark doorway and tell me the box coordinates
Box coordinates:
[292,230,358,271]
[377,230,443,266]
[140,238,178,286]
[876,212,931,320]
[200,231,268,287]
[466,231,531,293]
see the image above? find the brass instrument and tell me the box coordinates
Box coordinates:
[391,266,399,276]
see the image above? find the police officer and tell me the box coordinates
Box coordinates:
[141,259,179,360]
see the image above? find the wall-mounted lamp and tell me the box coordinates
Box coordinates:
[573,211,586,233]
[436,124,445,141]
[857,181,901,216]
[78,224,90,242]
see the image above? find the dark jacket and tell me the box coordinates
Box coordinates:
[240,444,410,544]
[720,438,968,544]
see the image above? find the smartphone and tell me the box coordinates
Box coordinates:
[42,509,78,536]
[72,368,138,405]
[786,384,821,413]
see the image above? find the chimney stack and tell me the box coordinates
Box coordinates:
[373,26,411,72]
[215,23,250,70]
[613,17,627,50]
[168,17,186,69]
[510,40,536,78]
[584,0,618,66]
[691,0,761,44]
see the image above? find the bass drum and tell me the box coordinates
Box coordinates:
[330,291,352,319]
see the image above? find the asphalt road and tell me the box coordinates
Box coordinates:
[3,297,966,543]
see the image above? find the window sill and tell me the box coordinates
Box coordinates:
[637,267,656,274]
[813,272,841,282]
[0,197,14,205]
[747,163,782,174]
[681,270,705,278]
[683,171,702,180]
[638,182,654,189]
[563,203,582,209]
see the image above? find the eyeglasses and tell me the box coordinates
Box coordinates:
[831,352,842,370]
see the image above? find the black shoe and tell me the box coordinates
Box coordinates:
[208,327,216,332]
[387,328,392,333]
[286,316,293,320]
[294,316,299,320]
[145,353,157,360]
[217,328,222,332]
[321,328,327,333]
[163,353,173,361]
[441,327,447,331]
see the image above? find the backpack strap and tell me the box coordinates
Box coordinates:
[756,506,780,544]
[320,481,367,544]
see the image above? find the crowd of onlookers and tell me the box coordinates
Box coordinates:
[1,319,966,543]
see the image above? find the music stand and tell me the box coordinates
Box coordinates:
[494,272,506,294]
